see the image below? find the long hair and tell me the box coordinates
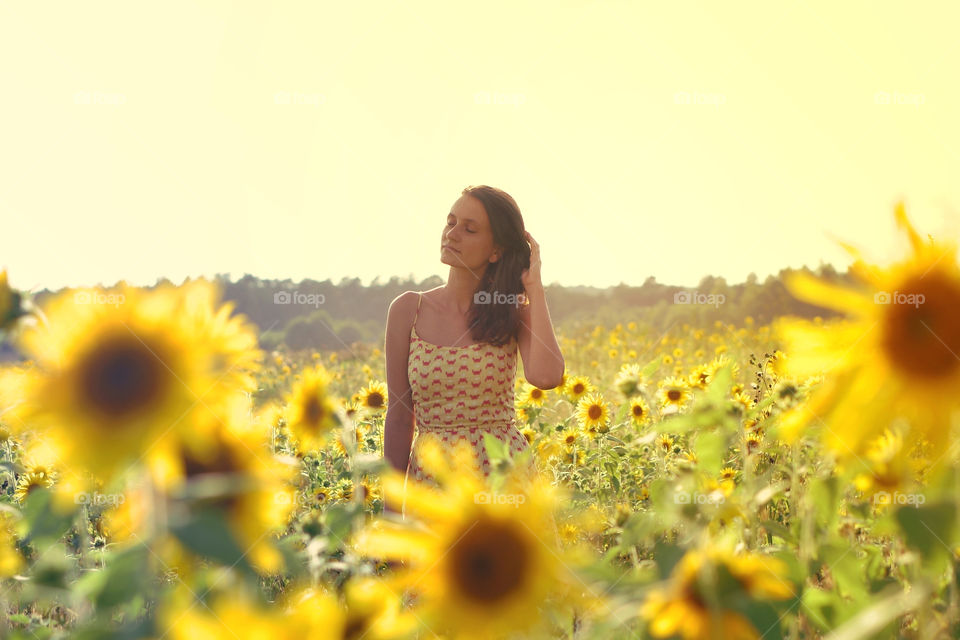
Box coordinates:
[462,185,531,346]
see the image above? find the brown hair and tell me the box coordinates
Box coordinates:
[461,185,531,346]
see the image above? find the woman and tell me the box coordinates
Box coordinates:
[382,185,564,514]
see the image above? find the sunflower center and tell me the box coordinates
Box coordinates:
[78,333,168,420]
[632,405,644,417]
[448,517,530,605]
[880,272,960,380]
[304,395,326,424]
[531,389,543,400]
[587,405,602,421]
[572,383,584,395]
[366,392,384,409]
[667,389,682,402]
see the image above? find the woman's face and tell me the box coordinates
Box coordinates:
[440,194,500,270]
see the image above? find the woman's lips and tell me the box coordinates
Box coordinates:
[443,245,460,254]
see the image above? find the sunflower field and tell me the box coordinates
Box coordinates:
[2,203,960,639]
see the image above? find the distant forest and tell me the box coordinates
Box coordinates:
[24,265,851,352]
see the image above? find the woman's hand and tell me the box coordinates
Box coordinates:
[520,230,542,292]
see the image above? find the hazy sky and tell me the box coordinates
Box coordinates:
[2,0,959,292]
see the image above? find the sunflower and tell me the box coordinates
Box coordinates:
[352,447,587,640]
[162,395,298,575]
[358,380,388,414]
[657,377,692,410]
[159,581,349,640]
[687,364,712,390]
[628,396,651,428]
[519,382,547,407]
[775,202,960,479]
[641,547,794,640]
[283,365,342,453]
[614,363,644,397]
[853,427,922,500]
[520,427,537,445]
[563,375,595,403]
[0,511,24,578]
[560,428,579,447]
[13,278,262,485]
[13,461,57,503]
[576,392,610,431]
[657,434,675,453]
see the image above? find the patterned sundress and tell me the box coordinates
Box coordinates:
[405,292,535,487]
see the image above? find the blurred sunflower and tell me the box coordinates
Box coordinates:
[657,377,692,411]
[283,365,342,453]
[628,396,651,429]
[775,203,960,475]
[352,445,587,640]
[13,278,262,485]
[358,380,388,414]
[13,460,57,503]
[687,365,711,390]
[576,392,610,432]
[0,511,24,577]
[162,395,298,575]
[641,547,794,640]
[614,363,644,397]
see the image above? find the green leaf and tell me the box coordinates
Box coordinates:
[652,540,685,580]
[482,433,509,462]
[20,487,75,544]
[323,503,360,544]
[169,509,255,576]
[895,500,957,573]
[82,545,150,609]
[694,429,726,475]
[641,357,660,380]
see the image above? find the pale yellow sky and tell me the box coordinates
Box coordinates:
[2,0,958,292]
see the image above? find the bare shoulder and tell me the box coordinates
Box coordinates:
[387,291,420,328]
